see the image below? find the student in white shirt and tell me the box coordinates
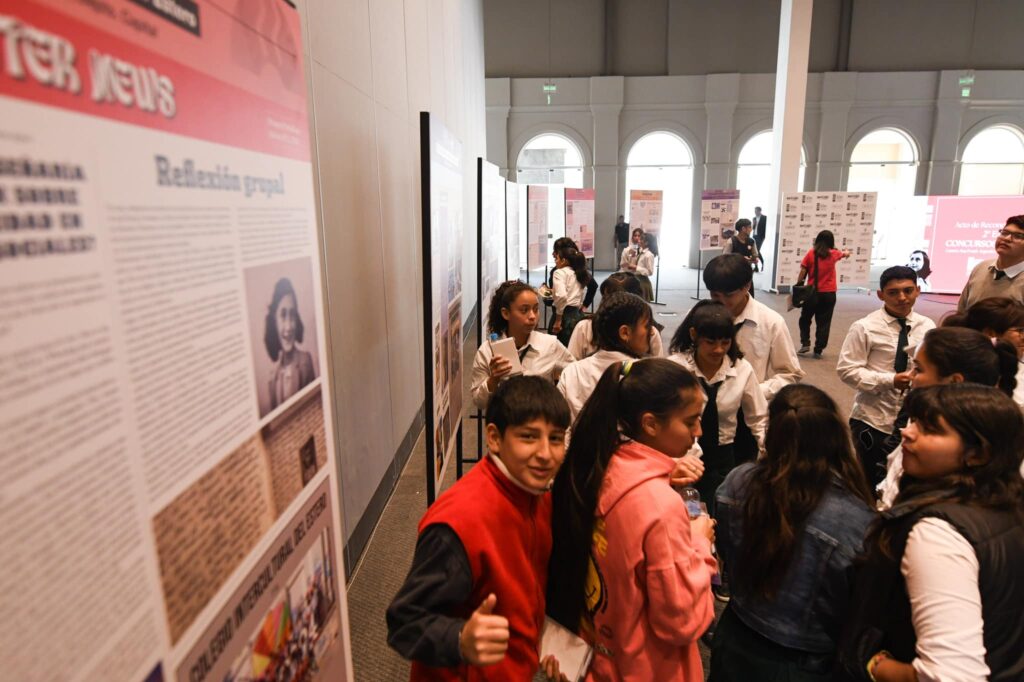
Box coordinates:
[568,272,666,360]
[557,292,652,422]
[550,246,591,346]
[619,229,656,301]
[668,300,767,515]
[942,296,1024,411]
[841,384,1024,682]
[876,326,1020,509]
[837,266,935,487]
[471,280,574,410]
[702,254,804,463]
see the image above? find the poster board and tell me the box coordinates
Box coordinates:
[527,185,549,272]
[564,188,596,258]
[478,159,506,342]
[629,189,663,235]
[777,192,877,287]
[505,181,520,280]
[420,112,463,503]
[700,189,741,250]
[0,2,352,681]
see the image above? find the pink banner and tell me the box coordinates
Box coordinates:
[564,187,595,258]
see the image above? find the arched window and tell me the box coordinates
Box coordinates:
[516,133,585,270]
[958,125,1024,196]
[846,128,918,266]
[624,131,695,267]
[736,130,806,224]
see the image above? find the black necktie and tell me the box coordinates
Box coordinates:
[698,378,721,453]
[994,269,1007,280]
[894,318,910,372]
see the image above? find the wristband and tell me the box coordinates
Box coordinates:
[866,650,891,681]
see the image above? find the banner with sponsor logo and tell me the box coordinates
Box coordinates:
[777,192,876,287]
[0,2,352,681]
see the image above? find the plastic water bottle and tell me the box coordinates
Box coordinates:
[681,486,703,519]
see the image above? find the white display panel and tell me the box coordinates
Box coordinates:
[629,189,663,235]
[777,192,877,287]
[478,159,506,338]
[700,189,740,250]
[564,188,596,258]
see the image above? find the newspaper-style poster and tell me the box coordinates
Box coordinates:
[505,181,520,280]
[420,113,463,503]
[629,189,663,235]
[0,2,352,681]
[478,159,506,341]
[564,188,596,258]
[527,185,549,271]
[700,189,740,250]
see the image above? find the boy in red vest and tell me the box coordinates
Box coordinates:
[387,375,571,681]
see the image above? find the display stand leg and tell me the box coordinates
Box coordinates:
[692,251,704,300]
[650,261,666,305]
[456,424,464,479]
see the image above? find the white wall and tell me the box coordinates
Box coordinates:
[487,70,1024,269]
[483,0,1024,77]
[299,0,486,569]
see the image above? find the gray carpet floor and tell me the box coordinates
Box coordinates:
[344,265,957,681]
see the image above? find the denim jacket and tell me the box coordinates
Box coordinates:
[715,462,876,654]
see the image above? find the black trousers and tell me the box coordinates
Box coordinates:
[849,418,890,488]
[798,291,837,352]
[695,443,735,518]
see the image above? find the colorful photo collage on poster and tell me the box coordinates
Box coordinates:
[700,189,740,250]
[564,188,596,258]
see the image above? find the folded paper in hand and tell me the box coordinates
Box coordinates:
[539,617,593,681]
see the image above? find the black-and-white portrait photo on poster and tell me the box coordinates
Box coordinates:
[244,258,322,418]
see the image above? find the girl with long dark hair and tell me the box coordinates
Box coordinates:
[556,291,653,420]
[567,272,667,359]
[551,246,591,345]
[470,281,574,409]
[795,230,851,358]
[875,326,1019,508]
[840,384,1024,681]
[943,296,1024,409]
[708,384,875,681]
[668,300,767,514]
[548,358,717,681]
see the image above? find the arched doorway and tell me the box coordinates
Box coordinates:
[846,127,919,265]
[515,133,585,271]
[736,130,807,227]
[624,131,695,267]
[958,124,1024,195]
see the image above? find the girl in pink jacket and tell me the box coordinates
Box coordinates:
[547,358,718,681]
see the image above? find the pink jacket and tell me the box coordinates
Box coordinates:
[585,441,717,682]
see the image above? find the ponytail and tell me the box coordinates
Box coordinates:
[547,358,700,630]
[486,280,535,336]
[558,246,591,287]
[994,338,1019,396]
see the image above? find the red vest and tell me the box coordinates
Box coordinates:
[411,456,552,682]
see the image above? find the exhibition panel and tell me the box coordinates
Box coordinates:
[0,2,352,680]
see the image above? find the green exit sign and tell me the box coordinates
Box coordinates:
[958,74,975,87]
[542,84,557,93]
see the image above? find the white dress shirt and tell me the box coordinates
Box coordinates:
[619,246,655,276]
[552,267,585,315]
[470,330,575,410]
[566,318,665,360]
[668,351,767,452]
[557,349,634,421]
[903,518,990,682]
[837,308,936,432]
[733,295,805,401]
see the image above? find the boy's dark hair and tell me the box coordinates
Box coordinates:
[735,218,752,232]
[265,278,304,361]
[670,300,743,363]
[879,265,917,290]
[1006,215,1024,232]
[703,253,753,292]
[487,280,535,336]
[486,375,570,433]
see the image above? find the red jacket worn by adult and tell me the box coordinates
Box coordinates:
[585,441,717,682]
[411,455,551,682]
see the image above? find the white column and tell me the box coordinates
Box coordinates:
[701,74,740,268]
[766,0,813,289]
[926,70,968,196]
[591,76,625,270]
[485,78,511,176]
[816,72,856,191]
